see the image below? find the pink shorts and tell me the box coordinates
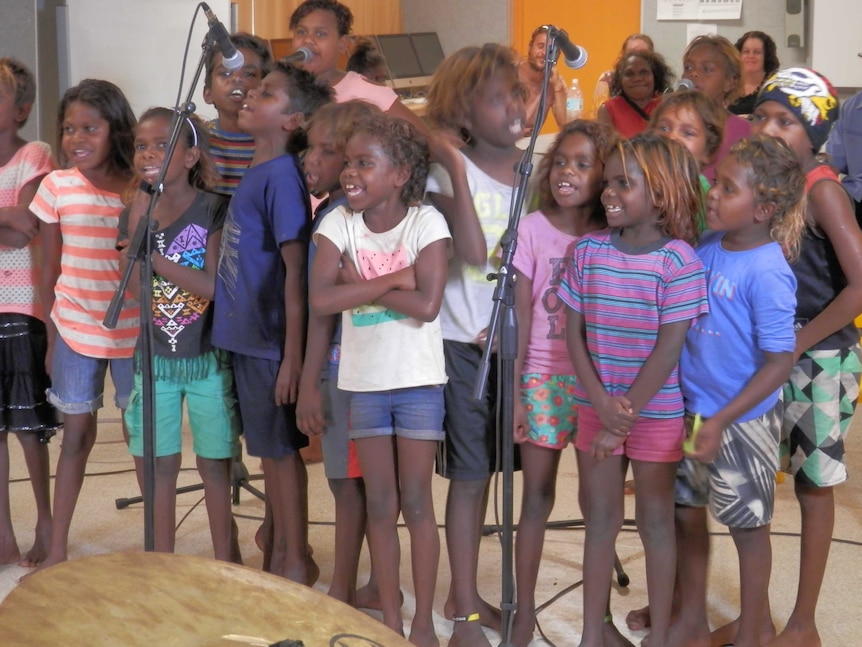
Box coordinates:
[575,405,684,463]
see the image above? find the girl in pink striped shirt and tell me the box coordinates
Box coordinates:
[561,134,708,646]
[29,79,138,573]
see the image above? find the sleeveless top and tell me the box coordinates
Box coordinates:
[793,164,859,350]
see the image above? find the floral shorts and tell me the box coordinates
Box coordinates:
[520,373,578,449]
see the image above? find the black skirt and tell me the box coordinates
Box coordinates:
[0,313,60,442]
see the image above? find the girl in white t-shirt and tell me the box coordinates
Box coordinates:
[310,114,450,647]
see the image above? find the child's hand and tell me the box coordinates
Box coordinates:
[684,416,722,463]
[474,327,499,353]
[391,265,416,292]
[513,399,530,444]
[296,381,326,437]
[427,130,465,170]
[590,427,627,460]
[595,395,636,437]
[274,357,301,406]
[3,209,39,240]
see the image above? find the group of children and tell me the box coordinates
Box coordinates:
[1,1,859,645]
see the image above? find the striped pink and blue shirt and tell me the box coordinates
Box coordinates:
[559,229,708,419]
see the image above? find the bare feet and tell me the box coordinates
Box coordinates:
[443,597,502,633]
[19,552,66,582]
[0,531,21,565]
[355,581,404,611]
[448,618,490,647]
[711,617,776,647]
[626,605,651,631]
[408,625,439,647]
[511,609,536,647]
[767,624,821,647]
[661,619,710,647]
[604,620,635,647]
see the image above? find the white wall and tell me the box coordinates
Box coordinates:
[66,0,231,122]
[640,0,807,81]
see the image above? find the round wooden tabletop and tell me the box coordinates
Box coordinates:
[0,551,412,646]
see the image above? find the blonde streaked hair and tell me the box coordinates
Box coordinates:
[612,132,702,246]
[728,135,806,261]
[683,34,743,105]
[425,43,524,139]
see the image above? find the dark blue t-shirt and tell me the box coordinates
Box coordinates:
[212,154,311,361]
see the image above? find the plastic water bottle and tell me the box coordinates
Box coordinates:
[566,78,583,122]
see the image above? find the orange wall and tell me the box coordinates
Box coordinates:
[512,1,640,129]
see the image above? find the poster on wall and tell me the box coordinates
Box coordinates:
[657,0,742,21]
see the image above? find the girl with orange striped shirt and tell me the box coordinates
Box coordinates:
[29,79,138,573]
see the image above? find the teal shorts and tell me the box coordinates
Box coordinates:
[519,373,578,449]
[126,350,240,460]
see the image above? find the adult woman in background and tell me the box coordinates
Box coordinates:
[597,50,673,139]
[728,31,779,116]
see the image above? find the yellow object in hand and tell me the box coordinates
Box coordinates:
[683,413,703,454]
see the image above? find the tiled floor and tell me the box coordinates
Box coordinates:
[1,404,861,645]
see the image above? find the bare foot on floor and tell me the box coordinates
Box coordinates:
[408,625,439,647]
[604,621,635,647]
[0,532,21,566]
[511,610,536,647]
[443,597,502,633]
[767,625,820,647]
[355,582,403,611]
[19,553,66,582]
[19,521,52,567]
[710,618,738,647]
[448,618,490,647]
[663,620,710,647]
[627,605,651,631]
[711,616,775,647]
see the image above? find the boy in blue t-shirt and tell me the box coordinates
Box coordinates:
[212,59,332,583]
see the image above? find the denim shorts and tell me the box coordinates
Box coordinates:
[47,334,134,414]
[348,385,445,441]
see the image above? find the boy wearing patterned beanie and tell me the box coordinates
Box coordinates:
[738,67,862,647]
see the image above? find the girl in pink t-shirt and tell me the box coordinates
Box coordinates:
[288,0,425,131]
[510,120,619,647]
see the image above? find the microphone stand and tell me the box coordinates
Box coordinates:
[472,32,561,647]
[104,7,214,551]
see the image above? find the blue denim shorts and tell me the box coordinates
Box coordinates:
[47,334,134,414]
[348,385,445,441]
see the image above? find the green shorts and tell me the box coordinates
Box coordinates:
[780,345,861,487]
[126,350,240,460]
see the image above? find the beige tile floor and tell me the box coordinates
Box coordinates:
[1,400,861,645]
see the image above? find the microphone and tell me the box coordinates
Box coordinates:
[281,47,313,65]
[546,26,588,69]
[201,2,244,71]
[666,78,696,93]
